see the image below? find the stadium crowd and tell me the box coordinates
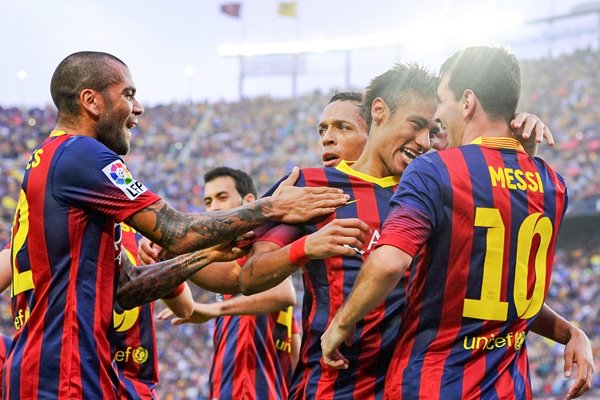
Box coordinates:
[0,47,599,398]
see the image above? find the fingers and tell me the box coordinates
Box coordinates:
[138,242,159,265]
[156,308,174,320]
[563,346,574,378]
[510,112,528,131]
[274,167,300,195]
[323,351,349,370]
[171,318,185,326]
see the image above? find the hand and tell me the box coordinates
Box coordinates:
[564,327,594,399]
[305,218,371,259]
[270,167,350,224]
[156,307,175,321]
[206,239,248,264]
[171,302,220,325]
[138,237,160,265]
[511,112,554,155]
[321,319,353,370]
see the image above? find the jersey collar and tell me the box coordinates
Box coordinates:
[470,136,525,152]
[335,160,399,188]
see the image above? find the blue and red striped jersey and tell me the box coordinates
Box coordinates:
[261,162,404,400]
[114,223,160,400]
[275,309,300,387]
[209,296,295,400]
[377,138,568,400]
[0,334,12,396]
[5,131,160,399]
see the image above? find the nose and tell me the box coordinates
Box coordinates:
[133,98,144,116]
[321,127,336,147]
[415,129,432,153]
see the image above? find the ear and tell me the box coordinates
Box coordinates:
[371,97,387,125]
[462,90,476,119]
[80,88,101,118]
[242,193,256,204]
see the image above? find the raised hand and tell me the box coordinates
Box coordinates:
[305,218,371,259]
[269,167,350,224]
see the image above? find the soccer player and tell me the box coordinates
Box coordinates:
[240,88,593,398]
[239,63,439,399]
[321,46,594,399]
[4,51,348,399]
[156,166,301,399]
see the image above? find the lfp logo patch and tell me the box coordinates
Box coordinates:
[109,162,133,185]
[102,160,149,200]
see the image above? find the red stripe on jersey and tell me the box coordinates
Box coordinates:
[57,209,86,398]
[426,150,474,397]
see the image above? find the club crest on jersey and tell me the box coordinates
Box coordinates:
[102,160,148,200]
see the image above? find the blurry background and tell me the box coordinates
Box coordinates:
[1,0,599,398]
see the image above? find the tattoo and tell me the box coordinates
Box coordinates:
[116,248,213,309]
[133,199,278,255]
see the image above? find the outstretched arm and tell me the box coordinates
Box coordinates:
[116,241,242,309]
[126,168,349,256]
[240,218,371,295]
[321,245,411,369]
[159,277,296,326]
[530,304,594,399]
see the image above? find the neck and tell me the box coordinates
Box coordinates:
[54,122,96,139]
[461,117,512,145]
[350,143,390,178]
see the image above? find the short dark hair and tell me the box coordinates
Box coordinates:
[440,46,521,124]
[361,63,439,127]
[204,167,257,198]
[329,91,362,104]
[50,51,127,117]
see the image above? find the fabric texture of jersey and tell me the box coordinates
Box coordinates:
[4,131,160,400]
[260,162,404,400]
[378,138,568,400]
[115,224,160,400]
[0,334,12,396]
[209,296,294,400]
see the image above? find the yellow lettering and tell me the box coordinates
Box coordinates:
[494,337,506,348]
[476,336,489,350]
[11,190,34,297]
[504,168,517,189]
[489,166,505,188]
[463,336,475,350]
[514,170,527,190]
[525,172,538,192]
[535,172,544,193]
[26,149,43,169]
[276,306,294,338]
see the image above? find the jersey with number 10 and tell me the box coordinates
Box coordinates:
[378,138,567,399]
[5,131,160,399]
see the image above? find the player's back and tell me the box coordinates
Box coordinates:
[384,138,567,399]
[210,295,291,400]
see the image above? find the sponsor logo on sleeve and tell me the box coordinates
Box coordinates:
[102,161,149,200]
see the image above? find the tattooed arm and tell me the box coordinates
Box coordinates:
[126,168,349,255]
[116,241,242,309]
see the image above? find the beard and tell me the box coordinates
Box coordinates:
[95,94,131,155]
[95,116,130,155]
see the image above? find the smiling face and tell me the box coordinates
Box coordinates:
[434,73,465,148]
[318,100,369,167]
[371,94,438,177]
[95,62,144,155]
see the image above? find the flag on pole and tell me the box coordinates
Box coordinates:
[220,3,241,18]
[278,1,297,17]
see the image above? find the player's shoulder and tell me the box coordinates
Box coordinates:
[55,136,120,169]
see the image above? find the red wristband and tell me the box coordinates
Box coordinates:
[288,236,309,267]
